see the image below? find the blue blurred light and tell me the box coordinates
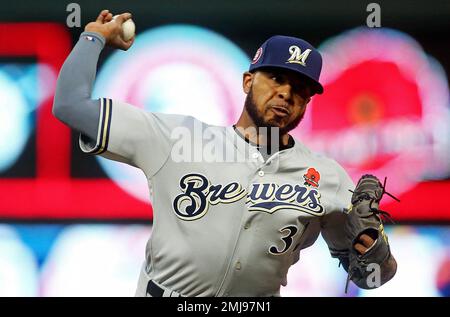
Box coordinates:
[0,65,34,172]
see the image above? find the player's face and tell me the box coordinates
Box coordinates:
[243,68,313,134]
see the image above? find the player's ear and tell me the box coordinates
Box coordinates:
[242,72,253,94]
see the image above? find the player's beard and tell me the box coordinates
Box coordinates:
[244,87,305,135]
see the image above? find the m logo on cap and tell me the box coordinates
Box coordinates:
[286,45,311,66]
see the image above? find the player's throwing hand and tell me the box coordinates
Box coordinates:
[84,9,134,51]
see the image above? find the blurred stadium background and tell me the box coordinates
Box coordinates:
[0,0,449,296]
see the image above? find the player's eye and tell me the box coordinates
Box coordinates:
[294,86,312,100]
[271,74,284,84]
[290,81,311,97]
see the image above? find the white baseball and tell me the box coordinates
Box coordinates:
[113,15,135,41]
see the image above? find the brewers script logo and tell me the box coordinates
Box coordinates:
[172,173,324,220]
[286,45,311,66]
[245,183,323,216]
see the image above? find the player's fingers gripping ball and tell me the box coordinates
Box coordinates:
[112,14,135,41]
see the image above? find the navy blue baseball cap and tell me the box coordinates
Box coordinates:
[249,35,324,94]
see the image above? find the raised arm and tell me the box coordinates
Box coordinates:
[52,10,134,140]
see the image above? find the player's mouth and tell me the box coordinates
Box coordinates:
[270,105,290,118]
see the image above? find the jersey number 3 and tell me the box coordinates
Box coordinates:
[269,225,299,255]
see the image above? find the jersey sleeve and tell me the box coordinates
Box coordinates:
[79,98,189,178]
[320,160,356,259]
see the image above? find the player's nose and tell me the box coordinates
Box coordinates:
[277,83,293,103]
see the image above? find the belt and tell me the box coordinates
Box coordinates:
[146,280,182,297]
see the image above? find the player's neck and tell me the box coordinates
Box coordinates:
[234,115,290,147]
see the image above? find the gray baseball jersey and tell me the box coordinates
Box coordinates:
[80,98,355,297]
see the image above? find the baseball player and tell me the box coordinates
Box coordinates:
[53,10,397,296]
